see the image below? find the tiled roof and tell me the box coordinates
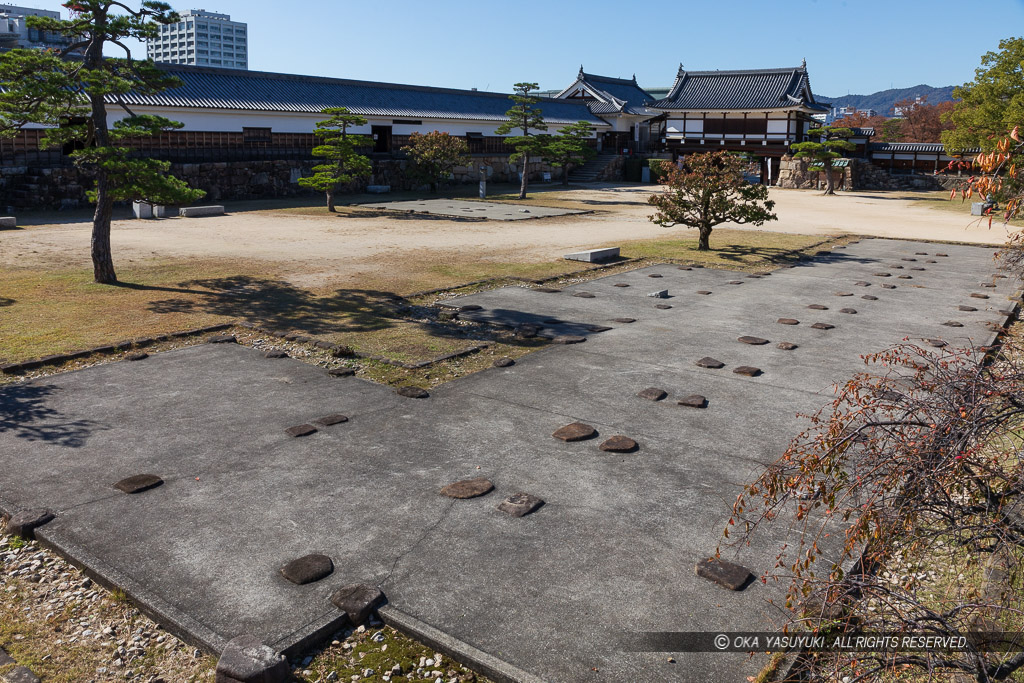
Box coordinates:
[557,69,658,116]
[850,127,875,137]
[117,64,609,126]
[653,65,829,112]
[869,142,979,154]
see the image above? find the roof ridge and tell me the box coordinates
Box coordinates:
[581,71,642,86]
[680,66,807,76]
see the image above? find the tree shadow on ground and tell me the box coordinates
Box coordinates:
[706,243,878,267]
[0,384,103,447]
[339,209,487,222]
[144,276,409,336]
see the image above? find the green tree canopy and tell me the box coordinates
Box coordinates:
[297,107,372,212]
[790,126,856,195]
[0,1,206,284]
[401,131,469,193]
[943,37,1024,153]
[541,121,597,185]
[494,82,547,199]
[648,151,776,251]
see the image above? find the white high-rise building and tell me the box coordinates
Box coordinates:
[0,4,71,50]
[147,9,247,70]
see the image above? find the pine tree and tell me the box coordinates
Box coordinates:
[542,121,597,185]
[494,83,547,199]
[298,108,372,212]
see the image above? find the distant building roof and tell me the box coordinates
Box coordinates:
[653,64,829,112]
[869,142,979,154]
[556,68,659,117]
[118,64,609,126]
[850,127,874,137]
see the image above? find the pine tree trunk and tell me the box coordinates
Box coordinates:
[822,163,835,195]
[91,177,116,284]
[563,164,570,185]
[518,156,528,200]
[697,225,712,251]
[327,191,335,212]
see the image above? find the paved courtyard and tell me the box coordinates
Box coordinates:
[357,198,585,220]
[0,239,1015,682]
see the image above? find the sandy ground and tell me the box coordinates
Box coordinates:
[0,185,1010,288]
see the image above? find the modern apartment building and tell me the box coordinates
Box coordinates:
[0,4,71,50]
[146,8,247,70]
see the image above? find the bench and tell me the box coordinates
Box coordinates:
[0,216,15,229]
[179,205,225,218]
[563,247,620,263]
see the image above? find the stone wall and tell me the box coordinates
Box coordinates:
[776,156,853,191]
[0,154,562,211]
[776,155,949,192]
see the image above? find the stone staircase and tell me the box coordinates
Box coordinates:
[568,153,620,183]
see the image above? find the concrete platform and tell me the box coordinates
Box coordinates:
[356,198,584,221]
[0,239,1016,682]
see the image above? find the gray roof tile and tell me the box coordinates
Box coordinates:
[653,66,828,112]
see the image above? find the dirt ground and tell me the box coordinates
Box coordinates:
[0,185,1008,291]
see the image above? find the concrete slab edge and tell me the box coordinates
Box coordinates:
[272,609,350,658]
[378,605,546,683]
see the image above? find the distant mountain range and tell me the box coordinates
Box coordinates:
[818,85,956,115]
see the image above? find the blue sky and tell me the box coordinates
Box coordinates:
[20,0,1024,96]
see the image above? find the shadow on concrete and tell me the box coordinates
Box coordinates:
[460,308,611,339]
[0,384,101,447]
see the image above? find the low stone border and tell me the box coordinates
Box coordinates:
[0,646,40,683]
[0,324,234,376]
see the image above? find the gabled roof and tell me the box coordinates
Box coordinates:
[869,142,979,154]
[117,64,609,126]
[556,68,658,117]
[653,63,829,112]
[850,127,875,137]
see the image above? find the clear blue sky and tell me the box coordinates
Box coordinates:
[21,0,1024,96]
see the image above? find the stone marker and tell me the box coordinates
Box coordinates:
[208,334,236,344]
[881,284,896,289]
[695,357,725,369]
[600,436,638,453]
[970,293,990,299]
[573,292,596,298]
[114,474,163,494]
[647,290,669,298]
[493,357,515,367]
[458,304,483,312]
[498,492,544,517]
[637,387,668,401]
[280,554,334,585]
[811,322,835,330]
[862,295,878,301]
[654,304,672,310]
[534,287,561,293]
[916,251,929,255]
[776,342,798,350]
[981,283,997,288]
[727,280,744,285]
[958,305,978,312]
[695,557,754,591]
[553,422,597,441]
[328,367,355,377]
[179,205,225,218]
[552,335,586,344]
[265,350,289,359]
[331,584,385,625]
[611,317,636,324]
[733,366,762,377]
[648,273,663,278]
[126,352,148,361]
[835,292,853,297]
[695,291,712,295]
[563,247,620,263]
[613,283,630,287]
[935,253,948,257]
[942,321,964,327]
[315,414,349,426]
[911,267,926,271]
[874,272,891,277]
[440,477,494,499]
[678,395,708,408]
[854,281,871,287]
[738,336,769,345]
[901,257,917,262]
[777,318,799,325]
[216,634,289,683]
[898,275,913,279]
[285,424,318,438]
[840,308,857,314]
[4,509,55,540]
[807,304,828,310]
[925,339,948,348]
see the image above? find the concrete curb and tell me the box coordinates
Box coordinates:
[379,605,546,683]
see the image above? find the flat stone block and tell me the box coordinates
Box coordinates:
[285,424,317,438]
[727,280,744,285]
[915,251,929,255]
[881,284,896,289]
[114,474,163,494]
[493,357,515,367]
[925,339,948,348]
[653,304,672,310]
[599,436,638,453]
[553,422,597,442]
[839,308,857,314]
[834,292,853,297]
[280,554,333,585]
[613,283,630,287]
[777,318,799,325]
[889,264,904,269]
[327,367,355,377]
[647,290,669,298]
[126,352,149,361]
[853,281,871,287]
[911,268,926,272]
[264,350,289,359]
[572,292,596,299]
[458,304,483,311]
[897,275,913,279]
[677,395,707,408]
[811,323,835,330]
[396,386,429,398]
[942,321,964,327]
[732,366,762,377]
[208,335,236,344]
[636,387,667,401]
[862,295,878,301]
[935,253,948,257]
[958,305,978,312]
[970,293,990,299]
[807,304,828,310]
[648,273,663,278]
[776,342,798,350]
[4,509,55,540]
[0,217,16,229]
[440,477,494,499]
[552,335,586,344]
[737,336,769,345]
[179,205,225,218]
[315,414,349,426]
[498,492,544,517]
[901,257,917,262]
[611,318,636,323]
[695,357,724,369]
[695,557,754,591]
[873,272,891,277]
[695,291,712,295]
[331,584,385,625]
[216,634,289,683]
[563,247,620,263]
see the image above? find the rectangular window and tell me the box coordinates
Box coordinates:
[702,118,768,136]
[243,127,272,143]
[393,119,423,125]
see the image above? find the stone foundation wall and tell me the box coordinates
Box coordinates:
[776,156,853,191]
[0,154,560,211]
[776,155,949,192]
